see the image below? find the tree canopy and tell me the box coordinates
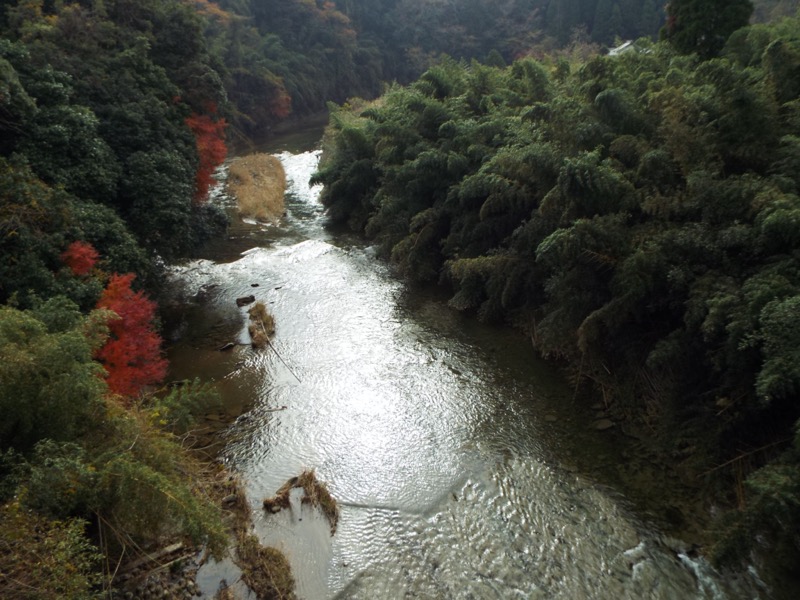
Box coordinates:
[314,14,800,579]
[2,0,798,594]
[661,0,754,58]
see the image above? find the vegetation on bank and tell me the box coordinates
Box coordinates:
[312,8,800,580]
[1,2,232,591]
[208,0,667,139]
[0,0,230,308]
[1,0,797,596]
[0,298,228,597]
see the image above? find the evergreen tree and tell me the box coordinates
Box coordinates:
[592,0,618,44]
[662,0,754,58]
[639,0,663,37]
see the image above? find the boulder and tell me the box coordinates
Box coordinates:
[236,295,256,307]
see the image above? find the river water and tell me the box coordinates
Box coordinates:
[165,146,764,599]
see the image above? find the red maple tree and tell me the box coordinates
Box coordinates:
[61,240,99,276]
[185,104,228,202]
[95,273,168,398]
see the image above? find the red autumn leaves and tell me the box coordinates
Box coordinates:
[185,103,227,202]
[95,273,168,398]
[56,102,226,395]
[61,241,99,277]
[62,242,167,398]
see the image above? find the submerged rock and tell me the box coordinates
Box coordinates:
[236,295,256,307]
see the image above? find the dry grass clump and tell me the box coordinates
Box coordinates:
[217,473,296,600]
[248,302,275,348]
[262,488,291,514]
[236,532,296,600]
[214,587,236,600]
[262,469,339,535]
[227,153,286,222]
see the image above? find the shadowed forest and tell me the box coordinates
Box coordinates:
[1,0,800,597]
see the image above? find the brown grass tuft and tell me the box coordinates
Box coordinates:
[236,532,296,600]
[227,153,286,222]
[218,474,296,600]
[262,470,339,535]
[248,302,275,349]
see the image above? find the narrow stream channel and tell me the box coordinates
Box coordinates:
[165,142,765,599]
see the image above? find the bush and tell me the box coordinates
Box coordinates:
[0,501,101,600]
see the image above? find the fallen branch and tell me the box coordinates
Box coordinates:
[265,339,302,384]
[698,438,791,478]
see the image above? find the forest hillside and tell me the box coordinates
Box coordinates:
[312,2,800,583]
[1,0,799,596]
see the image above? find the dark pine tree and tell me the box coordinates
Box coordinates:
[661,0,753,58]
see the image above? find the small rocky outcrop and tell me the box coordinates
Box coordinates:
[235,295,256,307]
[110,544,201,600]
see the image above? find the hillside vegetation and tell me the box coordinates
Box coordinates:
[2,0,799,595]
[313,9,800,580]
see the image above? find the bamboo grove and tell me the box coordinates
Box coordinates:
[1,0,799,595]
[312,14,800,574]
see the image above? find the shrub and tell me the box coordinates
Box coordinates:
[0,501,101,600]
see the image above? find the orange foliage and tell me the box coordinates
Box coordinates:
[184,0,233,24]
[95,273,168,398]
[319,1,357,41]
[61,241,99,276]
[270,87,292,119]
[186,104,228,202]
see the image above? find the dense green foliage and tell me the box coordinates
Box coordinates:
[0,0,667,302]
[661,0,754,58]
[0,500,101,599]
[0,0,229,309]
[753,0,800,22]
[314,15,800,575]
[1,4,232,591]
[205,0,668,139]
[2,0,798,594]
[0,156,148,309]
[0,299,226,595]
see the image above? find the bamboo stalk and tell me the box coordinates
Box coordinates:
[698,438,791,477]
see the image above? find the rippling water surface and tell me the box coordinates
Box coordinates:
[168,151,762,599]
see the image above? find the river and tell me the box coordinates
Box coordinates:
[164,138,765,599]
